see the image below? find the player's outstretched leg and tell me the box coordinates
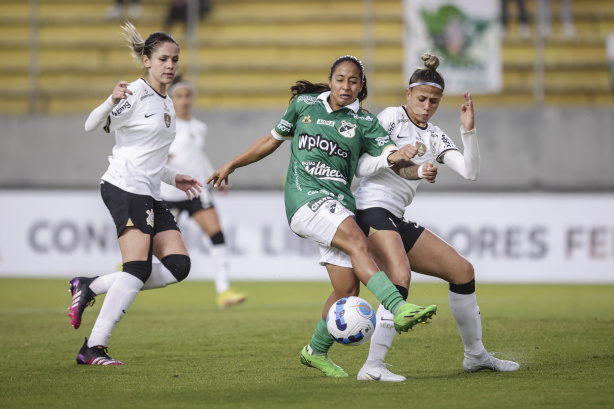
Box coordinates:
[76,337,124,366]
[299,345,347,378]
[67,276,98,329]
[393,303,437,333]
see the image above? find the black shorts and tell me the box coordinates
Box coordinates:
[161,196,213,218]
[101,181,180,237]
[355,207,425,253]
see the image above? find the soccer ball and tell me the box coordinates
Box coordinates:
[326,296,376,346]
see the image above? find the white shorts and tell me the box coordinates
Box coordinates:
[290,198,354,268]
[318,245,353,268]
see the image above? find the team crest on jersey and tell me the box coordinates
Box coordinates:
[164,113,171,128]
[146,209,154,227]
[416,142,427,157]
[301,115,312,124]
[338,120,357,138]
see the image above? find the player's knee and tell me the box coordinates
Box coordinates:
[122,260,152,283]
[210,231,225,245]
[161,254,191,282]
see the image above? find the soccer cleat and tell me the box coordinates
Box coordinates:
[463,351,520,373]
[76,337,124,366]
[217,289,247,309]
[393,302,437,333]
[299,346,348,378]
[67,276,98,329]
[357,363,406,382]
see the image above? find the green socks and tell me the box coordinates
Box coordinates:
[366,271,405,314]
[308,318,335,355]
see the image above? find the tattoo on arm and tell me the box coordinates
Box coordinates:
[394,160,421,180]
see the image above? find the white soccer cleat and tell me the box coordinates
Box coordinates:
[357,363,406,382]
[463,351,520,373]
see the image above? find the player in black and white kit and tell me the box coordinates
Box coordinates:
[352,53,519,381]
[67,22,202,366]
[160,78,246,309]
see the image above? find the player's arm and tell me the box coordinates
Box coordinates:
[207,133,283,187]
[393,160,437,183]
[442,91,480,181]
[85,81,132,132]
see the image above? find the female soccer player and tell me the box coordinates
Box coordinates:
[208,55,437,378]
[352,53,519,381]
[160,78,246,309]
[67,22,202,366]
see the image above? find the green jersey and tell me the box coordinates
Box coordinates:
[272,92,395,222]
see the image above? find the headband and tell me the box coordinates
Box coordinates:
[408,81,443,90]
[168,81,195,97]
[336,55,365,82]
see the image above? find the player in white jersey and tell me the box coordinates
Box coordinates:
[160,78,246,309]
[66,23,202,366]
[352,53,519,381]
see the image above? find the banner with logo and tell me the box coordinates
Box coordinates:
[403,0,502,94]
[0,191,613,283]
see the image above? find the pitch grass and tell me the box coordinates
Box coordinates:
[0,279,613,409]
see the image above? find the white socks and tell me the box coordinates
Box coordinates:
[364,304,397,367]
[364,290,486,366]
[211,244,230,294]
[88,261,177,295]
[88,273,143,347]
[449,290,486,356]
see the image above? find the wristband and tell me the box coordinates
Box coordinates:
[417,165,424,179]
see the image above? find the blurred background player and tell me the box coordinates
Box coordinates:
[208,55,437,378]
[161,77,246,309]
[105,0,142,20]
[353,53,519,382]
[68,22,202,366]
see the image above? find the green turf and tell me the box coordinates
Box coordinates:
[0,279,613,409]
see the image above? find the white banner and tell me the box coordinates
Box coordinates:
[403,0,502,94]
[0,191,613,283]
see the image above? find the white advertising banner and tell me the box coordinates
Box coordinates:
[403,0,502,94]
[0,191,612,283]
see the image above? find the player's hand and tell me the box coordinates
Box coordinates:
[111,81,133,104]
[422,162,438,183]
[460,91,474,132]
[207,163,235,188]
[175,174,203,200]
[387,144,418,165]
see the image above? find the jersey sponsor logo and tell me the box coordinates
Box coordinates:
[317,119,335,127]
[164,113,172,128]
[307,196,334,212]
[301,115,312,124]
[429,131,438,155]
[145,113,156,118]
[297,133,350,159]
[386,122,396,136]
[296,95,317,105]
[440,134,454,149]
[277,119,294,133]
[338,120,357,138]
[146,209,154,227]
[375,136,391,146]
[302,161,347,185]
[348,112,374,122]
[111,101,131,116]
[308,189,333,196]
[140,89,154,101]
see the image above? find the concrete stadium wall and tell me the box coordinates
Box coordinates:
[1,107,612,191]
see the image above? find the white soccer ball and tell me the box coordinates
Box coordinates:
[326,296,376,346]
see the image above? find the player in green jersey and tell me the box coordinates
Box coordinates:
[208,55,437,378]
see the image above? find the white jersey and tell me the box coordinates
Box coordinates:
[355,106,458,217]
[161,117,215,202]
[101,78,176,200]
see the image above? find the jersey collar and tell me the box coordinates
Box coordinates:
[317,91,360,114]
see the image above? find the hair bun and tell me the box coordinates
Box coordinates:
[421,53,440,70]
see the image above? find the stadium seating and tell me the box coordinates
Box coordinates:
[1,0,612,115]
